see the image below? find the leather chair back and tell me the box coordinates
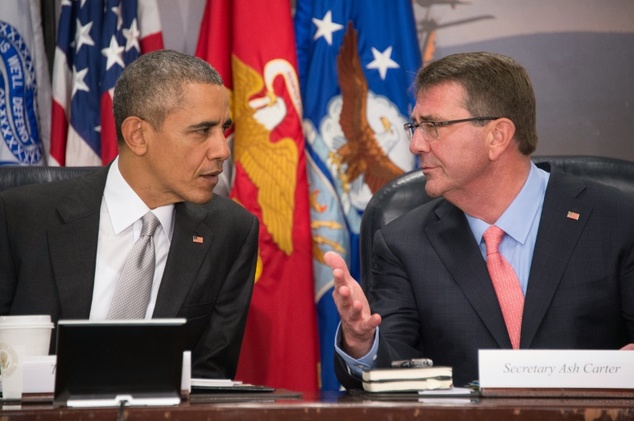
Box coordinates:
[0,166,100,192]
[360,155,634,292]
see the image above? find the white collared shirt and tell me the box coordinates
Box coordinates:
[89,157,175,319]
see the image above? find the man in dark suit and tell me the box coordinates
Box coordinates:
[325,52,634,388]
[0,50,258,380]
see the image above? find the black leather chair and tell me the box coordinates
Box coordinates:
[359,155,634,292]
[0,166,101,192]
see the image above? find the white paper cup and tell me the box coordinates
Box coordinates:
[0,315,53,399]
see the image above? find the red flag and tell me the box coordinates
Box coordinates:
[50,0,163,167]
[196,0,319,393]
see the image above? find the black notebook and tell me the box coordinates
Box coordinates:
[53,319,187,407]
[361,366,453,392]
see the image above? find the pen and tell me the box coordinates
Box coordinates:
[390,358,434,368]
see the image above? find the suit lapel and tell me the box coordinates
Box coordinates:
[426,202,512,348]
[153,203,214,317]
[48,169,107,318]
[521,170,591,347]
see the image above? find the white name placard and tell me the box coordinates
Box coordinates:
[479,350,634,389]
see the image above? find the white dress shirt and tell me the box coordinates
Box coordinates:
[89,158,175,319]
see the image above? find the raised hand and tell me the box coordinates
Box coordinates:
[325,251,382,358]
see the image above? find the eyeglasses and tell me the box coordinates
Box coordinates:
[403,117,501,141]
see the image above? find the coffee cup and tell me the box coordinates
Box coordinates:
[0,315,54,399]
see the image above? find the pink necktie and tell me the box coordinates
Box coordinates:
[483,225,524,349]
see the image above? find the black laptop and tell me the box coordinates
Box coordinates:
[54,319,187,407]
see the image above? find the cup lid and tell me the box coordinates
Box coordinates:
[0,323,54,329]
[0,315,52,326]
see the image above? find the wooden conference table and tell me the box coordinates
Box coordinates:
[2,390,634,420]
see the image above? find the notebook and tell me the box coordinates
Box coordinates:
[53,319,187,408]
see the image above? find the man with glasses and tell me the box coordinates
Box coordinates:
[326,51,634,389]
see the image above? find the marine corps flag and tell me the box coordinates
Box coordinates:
[294,0,421,390]
[196,0,319,393]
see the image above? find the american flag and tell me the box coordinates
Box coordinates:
[50,0,163,167]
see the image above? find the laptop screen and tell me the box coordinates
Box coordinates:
[54,319,187,407]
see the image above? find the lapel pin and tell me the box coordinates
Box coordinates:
[192,235,204,244]
[566,211,580,221]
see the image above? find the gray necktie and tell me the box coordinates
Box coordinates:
[107,212,161,319]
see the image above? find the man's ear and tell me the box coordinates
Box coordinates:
[488,118,516,160]
[120,116,148,156]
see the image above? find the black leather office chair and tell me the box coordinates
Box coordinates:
[0,166,101,192]
[359,155,634,292]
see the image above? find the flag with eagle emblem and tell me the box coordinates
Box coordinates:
[196,0,319,393]
[294,0,422,391]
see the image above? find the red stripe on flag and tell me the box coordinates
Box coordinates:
[50,100,69,166]
[140,32,164,53]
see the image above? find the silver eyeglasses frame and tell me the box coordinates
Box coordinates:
[403,116,501,141]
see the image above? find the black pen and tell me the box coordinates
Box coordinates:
[390,358,434,368]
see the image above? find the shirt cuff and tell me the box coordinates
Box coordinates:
[333,322,379,378]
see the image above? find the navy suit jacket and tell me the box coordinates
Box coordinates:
[336,164,634,388]
[0,166,259,380]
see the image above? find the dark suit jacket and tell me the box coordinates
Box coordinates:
[0,166,258,380]
[336,163,634,388]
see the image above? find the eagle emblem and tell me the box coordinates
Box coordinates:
[232,56,303,256]
[334,22,406,195]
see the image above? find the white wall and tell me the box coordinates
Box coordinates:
[156,0,206,55]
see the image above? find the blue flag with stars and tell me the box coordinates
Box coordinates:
[294,0,421,391]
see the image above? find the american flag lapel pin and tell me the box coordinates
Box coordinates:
[566,211,580,221]
[192,235,204,244]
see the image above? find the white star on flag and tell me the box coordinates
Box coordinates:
[102,35,125,71]
[312,10,343,45]
[123,19,140,52]
[366,46,400,80]
[71,65,89,97]
[111,5,123,30]
[74,19,94,52]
